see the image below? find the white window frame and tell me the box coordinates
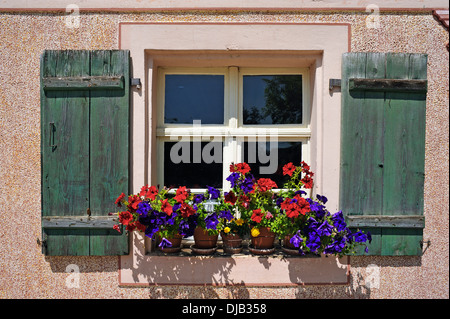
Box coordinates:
[156,66,311,192]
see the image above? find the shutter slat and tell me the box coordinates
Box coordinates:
[89,50,130,255]
[348,78,427,93]
[43,76,125,90]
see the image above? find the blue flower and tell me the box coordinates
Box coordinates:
[219,210,233,221]
[316,194,328,204]
[309,200,327,219]
[207,186,220,200]
[226,172,240,188]
[158,238,172,249]
[317,220,333,237]
[332,210,347,232]
[193,194,205,204]
[166,212,177,226]
[275,197,283,207]
[172,203,181,213]
[204,213,220,230]
[178,215,197,237]
[144,224,159,238]
[305,232,321,253]
[324,236,346,254]
[240,175,254,194]
[137,201,151,217]
[289,231,303,248]
[351,230,369,243]
[295,190,307,196]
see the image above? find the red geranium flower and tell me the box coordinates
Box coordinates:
[283,162,296,176]
[301,175,314,189]
[285,203,300,219]
[127,195,142,211]
[113,224,121,233]
[135,220,146,232]
[140,185,159,200]
[257,178,277,192]
[126,221,136,232]
[119,211,134,225]
[179,202,195,218]
[115,192,125,207]
[295,195,311,215]
[300,161,311,172]
[174,186,189,203]
[230,162,251,175]
[239,194,250,209]
[224,191,237,205]
[251,208,263,223]
[160,199,173,216]
[280,198,292,211]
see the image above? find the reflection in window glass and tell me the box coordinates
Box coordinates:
[243,141,302,187]
[243,75,302,125]
[164,75,224,124]
[164,141,223,189]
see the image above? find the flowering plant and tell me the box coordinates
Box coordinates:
[225,163,281,237]
[192,186,227,236]
[273,162,371,256]
[112,161,371,255]
[113,185,199,249]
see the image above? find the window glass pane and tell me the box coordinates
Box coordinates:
[243,141,302,187]
[243,75,303,125]
[164,141,223,189]
[164,74,224,124]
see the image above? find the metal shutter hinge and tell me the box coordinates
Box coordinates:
[130,78,141,89]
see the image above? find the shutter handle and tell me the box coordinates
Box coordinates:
[378,163,384,168]
[49,122,56,149]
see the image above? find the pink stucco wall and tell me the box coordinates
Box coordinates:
[0,9,448,298]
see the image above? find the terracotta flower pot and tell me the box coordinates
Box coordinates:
[251,227,276,249]
[194,226,218,249]
[221,232,243,248]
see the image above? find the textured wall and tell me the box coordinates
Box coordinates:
[0,10,448,299]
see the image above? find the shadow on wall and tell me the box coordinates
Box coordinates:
[44,234,422,299]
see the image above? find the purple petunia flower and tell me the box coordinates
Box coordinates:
[193,194,206,204]
[290,231,303,248]
[332,210,347,233]
[317,220,333,237]
[226,172,240,188]
[204,213,220,230]
[351,230,369,243]
[295,190,307,196]
[240,175,254,194]
[305,232,321,253]
[324,236,346,254]
[158,238,173,249]
[144,224,159,238]
[137,201,151,217]
[316,194,328,204]
[207,186,220,200]
[219,210,233,221]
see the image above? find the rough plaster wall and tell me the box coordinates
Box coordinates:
[0,11,448,299]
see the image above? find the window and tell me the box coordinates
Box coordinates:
[156,67,310,192]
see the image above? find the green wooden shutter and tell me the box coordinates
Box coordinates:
[340,52,427,256]
[40,50,130,256]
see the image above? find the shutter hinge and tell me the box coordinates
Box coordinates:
[38,233,48,254]
[130,78,141,89]
[329,79,341,92]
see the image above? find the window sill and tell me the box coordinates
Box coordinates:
[119,232,350,286]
